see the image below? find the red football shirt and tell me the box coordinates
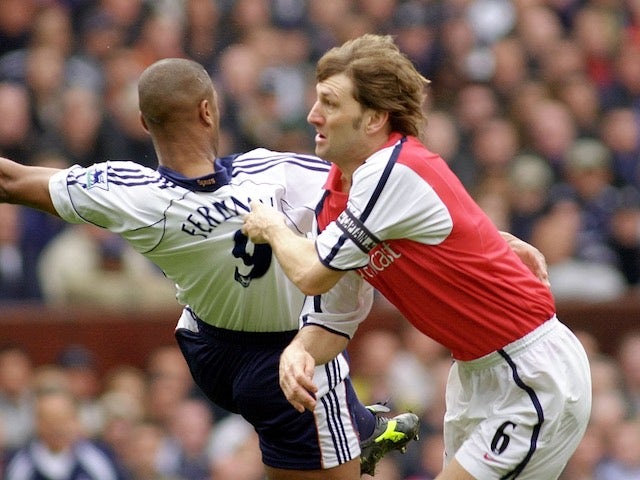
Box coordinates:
[315,134,556,361]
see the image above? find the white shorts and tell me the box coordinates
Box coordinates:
[444,317,592,479]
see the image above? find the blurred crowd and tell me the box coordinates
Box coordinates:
[1,0,640,478]
[0,342,266,480]
[0,0,639,305]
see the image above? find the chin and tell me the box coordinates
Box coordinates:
[315,147,328,160]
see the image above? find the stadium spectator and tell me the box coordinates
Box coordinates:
[594,417,640,479]
[119,421,182,480]
[349,328,401,408]
[95,390,145,480]
[101,365,147,413]
[523,98,578,180]
[617,331,640,416]
[37,223,177,310]
[0,0,36,57]
[144,346,196,429]
[0,3,102,92]
[56,345,104,438]
[488,37,529,100]
[0,82,35,165]
[0,203,30,300]
[555,72,602,139]
[160,398,214,480]
[208,414,264,480]
[3,388,120,480]
[0,344,35,453]
[600,107,640,189]
[182,0,222,67]
[532,137,628,301]
[39,86,110,168]
[387,321,448,418]
[505,153,555,243]
[558,424,607,480]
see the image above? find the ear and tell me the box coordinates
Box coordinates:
[199,99,214,126]
[139,113,150,133]
[366,110,389,135]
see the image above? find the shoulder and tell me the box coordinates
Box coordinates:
[4,445,35,479]
[61,161,164,190]
[363,136,443,176]
[231,149,329,175]
[82,160,159,181]
[75,441,119,478]
[50,161,171,227]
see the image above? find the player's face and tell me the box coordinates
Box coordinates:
[307,73,372,170]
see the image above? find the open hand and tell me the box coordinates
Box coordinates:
[279,342,318,413]
[502,232,550,288]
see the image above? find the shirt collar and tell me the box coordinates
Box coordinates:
[157,156,233,192]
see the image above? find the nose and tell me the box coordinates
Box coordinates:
[307,102,323,126]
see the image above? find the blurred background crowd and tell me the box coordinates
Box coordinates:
[1,0,640,478]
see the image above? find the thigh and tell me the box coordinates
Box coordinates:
[238,352,360,471]
[176,315,361,472]
[445,322,591,479]
[174,326,238,412]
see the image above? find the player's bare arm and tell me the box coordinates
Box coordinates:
[243,200,344,295]
[499,231,550,287]
[280,325,349,412]
[244,202,551,295]
[0,157,60,216]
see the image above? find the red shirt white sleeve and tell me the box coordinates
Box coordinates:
[315,134,556,361]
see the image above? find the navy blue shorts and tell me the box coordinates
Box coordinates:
[175,316,360,469]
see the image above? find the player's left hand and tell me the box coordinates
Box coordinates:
[501,231,550,288]
[242,200,286,244]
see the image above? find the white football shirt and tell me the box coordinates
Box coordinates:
[48,148,367,333]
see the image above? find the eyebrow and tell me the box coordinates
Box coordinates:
[317,85,336,98]
[317,85,345,105]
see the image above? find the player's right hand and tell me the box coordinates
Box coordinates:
[279,342,318,413]
[242,200,287,244]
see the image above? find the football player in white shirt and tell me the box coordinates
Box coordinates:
[0,57,547,479]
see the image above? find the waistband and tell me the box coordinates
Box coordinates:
[190,310,298,346]
[457,316,559,371]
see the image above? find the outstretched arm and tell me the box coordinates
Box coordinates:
[0,157,60,215]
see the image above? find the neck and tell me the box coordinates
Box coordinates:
[154,143,217,178]
[340,171,351,193]
[160,156,216,178]
[337,132,392,187]
[150,122,218,177]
